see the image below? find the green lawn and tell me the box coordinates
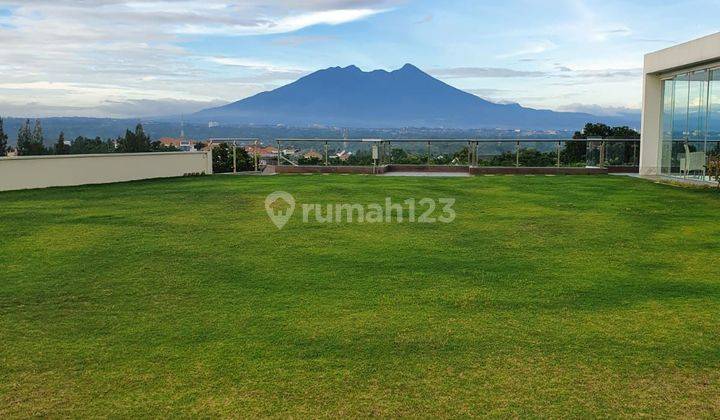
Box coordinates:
[1,174,720,417]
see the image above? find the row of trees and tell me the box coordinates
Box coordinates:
[0,118,181,157]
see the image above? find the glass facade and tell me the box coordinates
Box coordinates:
[660,67,720,180]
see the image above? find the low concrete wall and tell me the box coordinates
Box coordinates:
[270,165,384,174]
[469,166,607,175]
[387,164,469,173]
[270,164,467,174]
[607,166,639,174]
[268,164,609,176]
[0,151,213,192]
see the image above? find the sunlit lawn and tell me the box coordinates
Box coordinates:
[1,174,719,417]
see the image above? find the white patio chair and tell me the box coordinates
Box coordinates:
[680,143,706,177]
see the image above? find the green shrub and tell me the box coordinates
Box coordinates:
[707,157,720,187]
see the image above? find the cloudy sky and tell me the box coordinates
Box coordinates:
[0,0,718,118]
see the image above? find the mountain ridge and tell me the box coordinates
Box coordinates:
[190,64,637,129]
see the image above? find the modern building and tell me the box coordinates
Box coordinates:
[641,32,720,181]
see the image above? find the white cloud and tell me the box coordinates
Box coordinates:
[497,40,557,59]
[0,0,397,117]
[207,57,307,74]
[557,103,641,118]
[430,67,547,78]
[180,8,386,35]
[0,98,228,119]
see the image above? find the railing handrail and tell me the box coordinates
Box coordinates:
[206,137,261,142]
[276,138,642,143]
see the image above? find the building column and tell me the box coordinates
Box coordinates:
[640,72,662,176]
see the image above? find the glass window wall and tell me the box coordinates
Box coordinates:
[660,67,720,181]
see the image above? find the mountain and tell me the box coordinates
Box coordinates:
[190,64,635,130]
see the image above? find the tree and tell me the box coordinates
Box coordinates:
[389,147,424,164]
[451,146,470,165]
[707,156,720,187]
[236,147,252,171]
[133,123,151,152]
[54,132,69,155]
[69,136,112,154]
[194,142,207,151]
[16,119,31,155]
[563,123,640,166]
[116,123,151,153]
[212,144,253,173]
[150,141,179,152]
[298,156,323,165]
[572,123,639,140]
[16,119,46,156]
[32,119,44,146]
[0,117,8,157]
[212,143,232,173]
[346,150,374,166]
[477,149,555,167]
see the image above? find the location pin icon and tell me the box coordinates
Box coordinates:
[265,191,296,230]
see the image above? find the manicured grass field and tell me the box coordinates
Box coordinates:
[1,174,720,417]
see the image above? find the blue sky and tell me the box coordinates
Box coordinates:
[0,0,718,118]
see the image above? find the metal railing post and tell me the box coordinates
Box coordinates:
[277,140,281,167]
[600,140,606,167]
[557,141,561,168]
[233,140,237,174]
[586,140,591,167]
[515,140,520,167]
[467,141,472,167]
[632,142,638,166]
[254,139,259,172]
[324,141,329,166]
[427,141,431,166]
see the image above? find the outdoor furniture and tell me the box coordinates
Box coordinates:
[680,143,706,176]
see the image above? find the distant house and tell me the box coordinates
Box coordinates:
[245,144,279,165]
[201,141,225,151]
[303,150,323,160]
[159,137,196,152]
[333,150,352,161]
[245,144,278,157]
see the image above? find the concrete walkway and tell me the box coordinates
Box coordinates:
[611,172,718,187]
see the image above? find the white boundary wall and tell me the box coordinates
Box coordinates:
[0,151,213,192]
